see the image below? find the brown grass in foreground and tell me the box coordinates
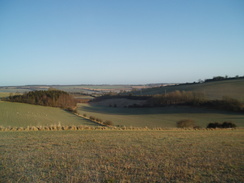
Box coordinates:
[0,130,243,182]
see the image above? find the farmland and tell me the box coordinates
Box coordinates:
[0,130,243,182]
[78,103,244,128]
[1,78,243,101]
[0,101,97,128]
[0,79,244,183]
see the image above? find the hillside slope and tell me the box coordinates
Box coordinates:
[133,79,244,102]
[78,103,244,128]
[0,101,98,127]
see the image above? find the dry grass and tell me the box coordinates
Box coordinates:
[0,129,243,182]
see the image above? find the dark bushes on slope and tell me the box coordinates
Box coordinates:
[207,122,237,128]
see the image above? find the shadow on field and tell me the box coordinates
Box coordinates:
[79,104,244,116]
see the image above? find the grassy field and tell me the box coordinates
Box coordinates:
[78,103,244,128]
[0,101,97,128]
[0,92,11,98]
[134,79,244,102]
[0,129,243,182]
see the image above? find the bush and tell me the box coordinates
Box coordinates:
[177,119,195,128]
[103,120,113,126]
[66,107,77,114]
[222,122,236,128]
[96,118,103,122]
[207,122,222,128]
[207,122,236,129]
[89,116,95,121]
[193,126,201,129]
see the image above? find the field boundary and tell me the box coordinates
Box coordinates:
[74,113,107,126]
[0,125,241,132]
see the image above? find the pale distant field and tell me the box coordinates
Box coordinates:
[0,92,11,98]
[78,103,244,128]
[0,130,243,182]
[0,101,97,127]
[0,88,31,93]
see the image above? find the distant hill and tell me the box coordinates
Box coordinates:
[131,78,244,102]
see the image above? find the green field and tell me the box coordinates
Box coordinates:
[1,100,243,129]
[135,79,244,102]
[78,103,244,128]
[0,101,97,127]
[1,130,243,182]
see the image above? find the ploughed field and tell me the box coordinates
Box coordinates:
[0,101,97,128]
[78,103,244,128]
[0,130,243,182]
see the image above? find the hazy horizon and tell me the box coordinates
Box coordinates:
[1,0,243,86]
[1,75,243,87]
[0,81,179,87]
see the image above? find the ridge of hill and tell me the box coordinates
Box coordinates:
[131,78,244,102]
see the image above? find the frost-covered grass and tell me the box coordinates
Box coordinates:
[0,129,243,182]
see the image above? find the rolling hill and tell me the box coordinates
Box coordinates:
[132,78,244,102]
[78,103,244,128]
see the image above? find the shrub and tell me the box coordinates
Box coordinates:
[66,107,77,114]
[207,122,222,128]
[96,118,103,122]
[89,116,95,121]
[193,126,201,129]
[177,119,195,128]
[207,122,237,128]
[222,122,236,128]
[103,120,113,126]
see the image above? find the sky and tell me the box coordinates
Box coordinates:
[0,0,244,86]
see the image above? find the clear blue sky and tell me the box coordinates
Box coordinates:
[0,0,243,85]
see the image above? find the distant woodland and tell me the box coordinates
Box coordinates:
[147,91,243,112]
[5,90,77,110]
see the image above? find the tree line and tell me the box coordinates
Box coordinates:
[146,91,243,112]
[204,75,244,83]
[147,91,205,106]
